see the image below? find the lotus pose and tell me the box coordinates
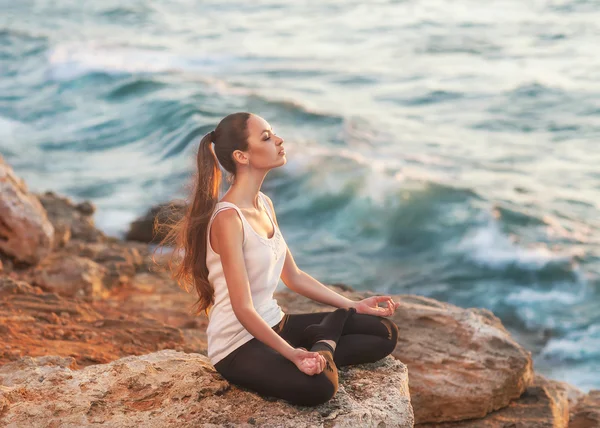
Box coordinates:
[155,112,400,406]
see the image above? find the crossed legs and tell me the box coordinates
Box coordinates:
[213,308,399,406]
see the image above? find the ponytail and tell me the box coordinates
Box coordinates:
[151,131,220,317]
[152,112,250,318]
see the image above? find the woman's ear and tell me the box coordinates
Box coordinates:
[232,149,249,165]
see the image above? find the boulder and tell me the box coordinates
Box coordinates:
[274,287,534,424]
[13,238,149,299]
[0,155,54,264]
[32,253,108,300]
[125,200,187,243]
[0,349,414,427]
[419,374,570,427]
[69,238,148,286]
[35,190,105,245]
[392,295,534,424]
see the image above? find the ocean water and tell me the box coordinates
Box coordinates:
[1,0,599,391]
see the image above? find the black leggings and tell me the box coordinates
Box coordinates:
[213,309,399,407]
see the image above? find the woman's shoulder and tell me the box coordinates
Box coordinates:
[210,207,246,246]
[212,204,243,223]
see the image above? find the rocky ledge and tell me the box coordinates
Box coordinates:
[0,350,412,428]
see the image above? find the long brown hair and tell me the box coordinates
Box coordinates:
[151,112,251,317]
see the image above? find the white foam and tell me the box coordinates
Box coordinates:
[505,288,583,305]
[534,363,599,393]
[282,143,451,206]
[0,116,23,136]
[540,324,600,361]
[457,219,574,270]
[47,42,238,80]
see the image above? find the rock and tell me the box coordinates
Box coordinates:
[0,349,414,427]
[570,389,600,428]
[62,238,147,290]
[419,374,570,427]
[562,382,586,409]
[32,253,108,300]
[0,155,54,264]
[13,238,149,298]
[125,200,187,243]
[393,295,534,424]
[35,190,106,245]
[274,288,534,424]
[0,277,185,368]
[0,254,13,274]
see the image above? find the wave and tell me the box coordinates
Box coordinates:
[506,287,584,305]
[540,323,600,363]
[277,143,587,280]
[47,42,240,80]
[456,218,578,271]
[0,116,25,157]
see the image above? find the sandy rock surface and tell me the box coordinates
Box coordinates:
[0,277,185,367]
[0,349,413,428]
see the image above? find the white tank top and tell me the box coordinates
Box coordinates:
[205,191,287,366]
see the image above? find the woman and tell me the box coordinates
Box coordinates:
[154,112,400,407]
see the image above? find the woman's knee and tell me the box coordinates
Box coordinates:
[294,374,337,407]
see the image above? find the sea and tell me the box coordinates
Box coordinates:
[1,0,598,391]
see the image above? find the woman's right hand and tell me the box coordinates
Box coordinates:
[289,347,326,376]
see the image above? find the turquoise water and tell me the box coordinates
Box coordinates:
[1,0,599,390]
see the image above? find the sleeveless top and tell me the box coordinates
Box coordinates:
[205,191,287,366]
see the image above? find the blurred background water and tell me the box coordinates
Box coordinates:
[1,0,599,391]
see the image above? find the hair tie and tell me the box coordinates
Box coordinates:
[210,130,215,142]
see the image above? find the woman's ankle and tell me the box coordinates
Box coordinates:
[315,339,336,352]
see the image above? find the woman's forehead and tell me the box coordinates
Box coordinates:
[247,115,270,133]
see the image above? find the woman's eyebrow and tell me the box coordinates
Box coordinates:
[261,128,273,134]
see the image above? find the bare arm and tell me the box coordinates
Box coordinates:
[262,194,357,310]
[211,209,297,361]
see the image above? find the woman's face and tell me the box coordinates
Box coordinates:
[240,114,286,169]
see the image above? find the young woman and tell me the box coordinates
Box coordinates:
[155,112,400,407]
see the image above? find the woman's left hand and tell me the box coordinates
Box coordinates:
[353,295,400,317]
